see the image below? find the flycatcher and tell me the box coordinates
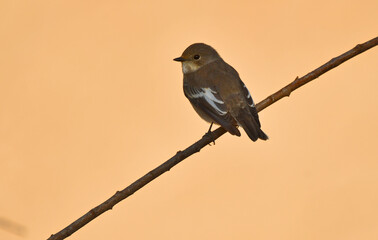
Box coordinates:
[174,43,268,142]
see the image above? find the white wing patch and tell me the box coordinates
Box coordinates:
[186,87,227,115]
[243,84,255,107]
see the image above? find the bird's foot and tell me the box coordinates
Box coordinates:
[206,122,216,145]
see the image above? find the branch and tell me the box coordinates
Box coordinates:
[257,36,378,112]
[48,36,378,240]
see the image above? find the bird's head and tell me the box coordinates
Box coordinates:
[174,43,221,74]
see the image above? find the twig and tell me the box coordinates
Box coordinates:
[48,36,378,240]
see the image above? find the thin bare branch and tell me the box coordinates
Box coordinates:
[48,36,378,240]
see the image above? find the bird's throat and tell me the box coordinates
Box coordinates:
[182,62,201,74]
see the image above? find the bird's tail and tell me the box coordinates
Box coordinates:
[236,109,268,142]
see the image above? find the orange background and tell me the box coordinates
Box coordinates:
[1,1,378,239]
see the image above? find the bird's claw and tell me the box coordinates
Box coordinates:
[206,122,216,145]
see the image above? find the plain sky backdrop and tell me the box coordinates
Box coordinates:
[1,1,378,239]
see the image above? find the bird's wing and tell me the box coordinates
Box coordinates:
[240,80,261,128]
[183,84,241,136]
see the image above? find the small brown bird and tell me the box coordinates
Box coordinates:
[174,43,268,142]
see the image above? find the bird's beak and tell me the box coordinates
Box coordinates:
[173,57,186,62]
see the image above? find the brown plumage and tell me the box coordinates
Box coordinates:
[174,43,268,142]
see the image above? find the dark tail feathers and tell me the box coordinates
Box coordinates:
[236,110,268,142]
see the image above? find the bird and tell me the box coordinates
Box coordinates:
[174,43,268,142]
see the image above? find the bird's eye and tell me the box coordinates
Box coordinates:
[193,55,200,60]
